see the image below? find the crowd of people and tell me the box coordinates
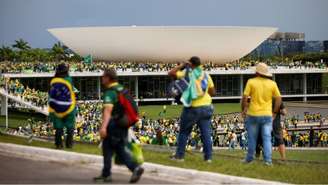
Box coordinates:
[0,59,327,74]
[7,100,327,149]
[2,75,328,149]
[0,77,48,108]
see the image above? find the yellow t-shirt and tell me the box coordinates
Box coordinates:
[244,76,281,116]
[176,69,214,107]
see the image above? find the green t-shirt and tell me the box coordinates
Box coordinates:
[103,82,124,106]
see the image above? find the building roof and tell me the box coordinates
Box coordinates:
[48,26,277,64]
[3,67,327,78]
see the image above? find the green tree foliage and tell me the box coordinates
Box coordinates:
[12,38,31,51]
[0,46,14,61]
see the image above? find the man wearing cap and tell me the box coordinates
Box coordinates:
[168,56,215,162]
[241,63,282,165]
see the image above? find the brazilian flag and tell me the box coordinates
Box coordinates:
[83,54,93,64]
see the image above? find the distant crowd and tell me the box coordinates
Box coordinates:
[0,60,327,74]
[1,76,328,148]
[7,99,328,148]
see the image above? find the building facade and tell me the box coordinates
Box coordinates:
[4,68,328,103]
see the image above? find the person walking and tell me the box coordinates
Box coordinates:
[229,131,237,150]
[94,68,144,183]
[48,63,77,149]
[241,63,282,165]
[168,56,215,162]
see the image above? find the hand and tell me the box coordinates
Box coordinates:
[99,127,107,139]
[242,110,247,119]
[272,113,277,120]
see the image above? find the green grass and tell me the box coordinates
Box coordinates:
[0,111,45,128]
[1,134,327,184]
[323,73,328,93]
[139,103,240,119]
[0,103,240,128]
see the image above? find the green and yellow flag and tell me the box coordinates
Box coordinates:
[83,54,93,64]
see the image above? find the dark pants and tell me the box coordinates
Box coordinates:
[102,122,138,177]
[55,127,74,148]
[176,105,214,160]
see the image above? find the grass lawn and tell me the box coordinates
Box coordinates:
[0,111,46,128]
[1,103,240,128]
[1,134,327,184]
[139,103,240,119]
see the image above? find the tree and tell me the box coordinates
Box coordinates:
[12,38,31,51]
[51,42,66,61]
[0,46,14,61]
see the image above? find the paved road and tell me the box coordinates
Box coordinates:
[0,154,173,184]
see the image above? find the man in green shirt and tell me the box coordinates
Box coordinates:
[94,68,144,183]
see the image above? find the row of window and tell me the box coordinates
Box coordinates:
[17,73,326,100]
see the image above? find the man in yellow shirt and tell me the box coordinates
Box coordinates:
[241,63,282,165]
[168,56,215,162]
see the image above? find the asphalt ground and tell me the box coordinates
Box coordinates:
[0,154,174,184]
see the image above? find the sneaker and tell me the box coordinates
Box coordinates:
[169,155,184,162]
[55,145,63,150]
[93,175,112,183]
[205,159,212,164]
[241,159,252,164]
[130,166,144,183]
[264,162,273,166]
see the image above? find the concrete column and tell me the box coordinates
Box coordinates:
[1,95,7,116]
[303,73,307,102]
[97,77,101,100]
[240,74,244,98]
[135,76,139,105]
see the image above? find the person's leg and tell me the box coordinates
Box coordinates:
[64,113,76,148]
[245,116,259,162]
[65,127,74,148]
[255,129,263,158]
[55,128,63,148]
[197,118,213,160]
[101,137,114,177]
[197,106,213,160]
[261,117,273,164]
[273,119,286,160]
[278,144,286,160]
[175,108,195,159]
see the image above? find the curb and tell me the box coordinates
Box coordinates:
[0,142,287,184]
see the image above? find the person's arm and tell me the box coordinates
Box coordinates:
[207,75,216,96]
[272,82,282,119]
[272,96,282,118]
[168,62,188,77]
[99,104,113,139]
[208,87,216,96]
[241,95,249,118]
[241,80,251,118]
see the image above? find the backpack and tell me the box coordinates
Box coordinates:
[112,87,139,128]
[167,67,191,104]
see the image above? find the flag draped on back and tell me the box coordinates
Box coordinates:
[180,66,208,107]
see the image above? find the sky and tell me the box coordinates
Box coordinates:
[1,0,328,48]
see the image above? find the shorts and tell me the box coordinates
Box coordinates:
[272,119,284,146]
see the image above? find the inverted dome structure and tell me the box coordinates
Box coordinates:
[48,26,277,64]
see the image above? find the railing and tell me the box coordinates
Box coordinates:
[0,88,48,116]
